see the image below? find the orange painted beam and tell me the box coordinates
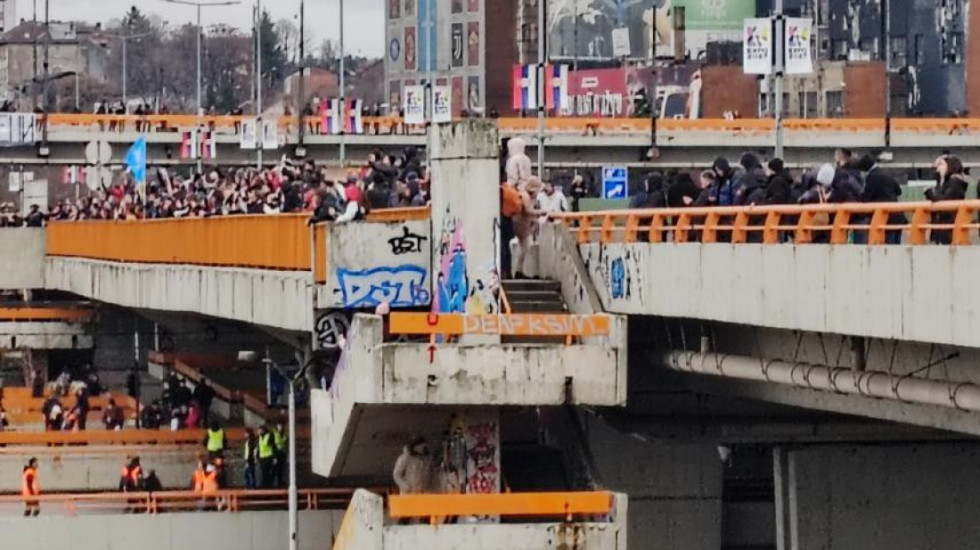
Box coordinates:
[0,307,94,322]
[365,205,431,222]
[388,491,614,518]
[0,426,310,446]
[389,313,611,337]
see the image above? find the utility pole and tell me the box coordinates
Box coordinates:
[41,0,49,149]
[296,0,306,155]
[256,0,263,168]
[536,0,546,175]
[339,0,346,168]
[773,0,785,158]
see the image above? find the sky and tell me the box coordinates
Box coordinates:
[13,0,385,56]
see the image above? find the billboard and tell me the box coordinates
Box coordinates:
[671,0,756,30]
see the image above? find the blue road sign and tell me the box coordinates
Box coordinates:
[602,166,628,200]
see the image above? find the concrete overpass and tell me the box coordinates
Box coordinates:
[3,113,980,168]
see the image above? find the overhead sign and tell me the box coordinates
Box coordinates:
[433,85,452,123]
[785,18,814,74]
[404,85,426,125]
[742,18,773,75]
[602,166,628,200]
[611,27,631,57]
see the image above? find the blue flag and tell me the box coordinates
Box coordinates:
[125,135,147,186]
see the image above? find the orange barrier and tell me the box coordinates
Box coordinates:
[0,425,310,446]
[390,313,610,337]
[46,215,312,270]
[0,307,94,322]
[388,491,614,519]
[365,205,431,222]
[313,222,328,284]
[552,200,980,246]
[0,488,378,515]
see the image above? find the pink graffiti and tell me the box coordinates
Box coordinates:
[466,422,498,494]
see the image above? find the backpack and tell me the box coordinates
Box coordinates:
[501,183,523,217]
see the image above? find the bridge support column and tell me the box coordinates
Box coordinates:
[428,120,501,343]
[773,446,798,550]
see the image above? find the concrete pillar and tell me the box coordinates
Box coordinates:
[429,121,502,339]
[773,446,799,550]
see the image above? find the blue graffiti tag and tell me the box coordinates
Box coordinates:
[336,265,431,308]
[610,257,625,299]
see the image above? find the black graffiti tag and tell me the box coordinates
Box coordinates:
[388,226,428,255]
[315,311,351,349]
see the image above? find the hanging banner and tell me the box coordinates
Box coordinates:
[742,18,773,75]
[433,85,452,123]
[240,118,258,149]
[785,18,814,75]
[261,119,279,150]
[404,85,426,125]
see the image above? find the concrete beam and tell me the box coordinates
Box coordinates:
[0,229,44,290]
[0,321,92,349]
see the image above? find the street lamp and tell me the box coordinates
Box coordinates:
[161,0,241,172]
[263,357,303,550]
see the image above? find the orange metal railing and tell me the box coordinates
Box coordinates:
[38,112,980,136]
[0,426,311,446]
[388,491,614,520]
[552,200,980,246]
[0,307,94,322]
[0,488,375,516]
[46,215,312,270]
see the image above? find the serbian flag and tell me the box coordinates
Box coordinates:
[545,64,569,110]
[180,131,198,159]
[63,165,86,184]
[512,64,537,110]
[201,131,217,160]
[345,99,363,134]
[322,99,341,135]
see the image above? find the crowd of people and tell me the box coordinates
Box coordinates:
[0,147,430,226]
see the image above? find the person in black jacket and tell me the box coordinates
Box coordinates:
[925,155,969,244]
[856,154,904,244]
[666,173,701,208]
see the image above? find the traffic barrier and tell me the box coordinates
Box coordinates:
[388,491,614,520]
[552,200,980,246]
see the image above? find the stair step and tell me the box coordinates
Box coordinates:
[505,290,563,302]
[502,335,569,345]
[501,279,562,292]
[506,302,568,313]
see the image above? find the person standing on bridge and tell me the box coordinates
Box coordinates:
[393,436,433,495]
[243,428,258,489]
[193,380,216,424]
[204,420,226,462]
[22,457,40,517]
[513,176,545,279]
[273,422,289,487]
[257,425,276,488]
[925,155,969,245]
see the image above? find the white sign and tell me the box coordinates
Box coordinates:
[85,141,112,164]
[611,27,631,58]
[784,18,814,74]
[433,86,452,123]
[742,18,773,75]
[404,85,425,125]
[22,179,47,216]
[261,119,278,150]
[8,172,21,192]
[240,118,258,150]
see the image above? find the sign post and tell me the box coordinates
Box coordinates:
[602,166,629,200]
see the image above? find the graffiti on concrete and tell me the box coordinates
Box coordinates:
[336,265,431,308]
[435,209,468,313]
[388,225,428,255]
[314,310,351,349]
[465,420,499,494]
[582,244,642,305]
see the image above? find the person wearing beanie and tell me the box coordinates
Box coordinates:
[856,153,904,244]
[764,158,792,206]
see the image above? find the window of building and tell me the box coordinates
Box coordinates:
[889,37,907,70]
[914,35,923,65]
[831,39,848,61]
[798,91,818,118]
[859,37,878,59]
[826,90,844,118]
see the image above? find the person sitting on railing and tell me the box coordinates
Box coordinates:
[925,155,970,245]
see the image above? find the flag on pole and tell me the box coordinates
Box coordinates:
[180,131,198,159]
[512,64,538,110]
[323,99,341,135]
[201,131,217,160]
[345,99,363,134]
[62,165,86,185]
[125,135,147,187]
[544,64,570,110]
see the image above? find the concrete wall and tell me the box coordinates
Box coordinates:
[0,322,92,350]
[317,219,432,310]
[45,258,313,333]
[581,243,980,349]
[0,510,341,550]
[537,223,604,315]
[788,443,980,550]
[0,229,44,290]
[384,519,626,550]
[333,489,384,550]
[0,448,200,492]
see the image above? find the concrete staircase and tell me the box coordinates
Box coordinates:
[501,280,568,314]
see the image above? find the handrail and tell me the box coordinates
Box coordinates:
[551,200,980,246]
[0,307,94,322]
[388,491,614,519]
[0,488,382,515]
[389,312,610,337]
[0,426,311,446]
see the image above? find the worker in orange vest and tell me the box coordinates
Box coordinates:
[119,456,144,492]
[191,459,206,493]
[22,457,40,517]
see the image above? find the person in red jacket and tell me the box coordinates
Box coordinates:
[22,457,40,517]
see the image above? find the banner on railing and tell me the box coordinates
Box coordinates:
[742,18,773,75]
[404,85,425,125]
[0,113,37,146]
[240,118,258,149]
[784,18,813,74]
[433,85,452,123]
[261,119,279,150]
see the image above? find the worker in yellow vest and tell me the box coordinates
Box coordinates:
[273,422,288,487]
[203,420,226,461]
[243,428,258,489]
[257,425,276,488]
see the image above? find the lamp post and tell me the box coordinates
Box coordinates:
[339,0,346,168]
[162,0,241,172]
[264,358,301,550]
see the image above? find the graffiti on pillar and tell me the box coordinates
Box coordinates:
[314,310,351,349]
[388,225,428,255]
[435,209,468,313]
[465,421,499,494]
[336,265,431,308]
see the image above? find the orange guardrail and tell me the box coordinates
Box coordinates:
[0,307,94,322]
[388,491,614,519]
[0,426,311,446]
[389,313,610,337]
[46,215,312,270]
[0,488,377,515]
[39,112,980,136]
[365,205,431,222]
[552,200,980,246]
